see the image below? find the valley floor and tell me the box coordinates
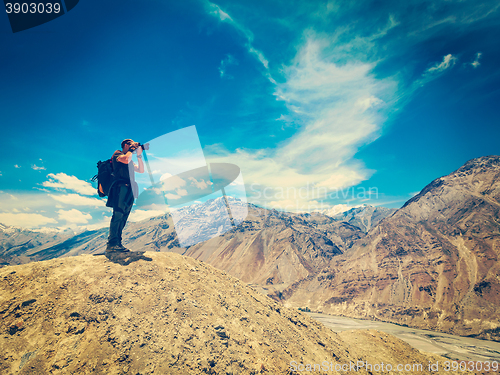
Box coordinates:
[308,312,500,363]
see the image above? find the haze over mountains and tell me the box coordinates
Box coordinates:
[0,155,499,342]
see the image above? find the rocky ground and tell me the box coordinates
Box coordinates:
[0,252,472,374]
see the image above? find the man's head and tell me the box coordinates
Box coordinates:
[122,139,141,154]
[121,139,134,150]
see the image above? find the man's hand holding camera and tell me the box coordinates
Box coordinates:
[128,142,148,156]
[129,142,145,173]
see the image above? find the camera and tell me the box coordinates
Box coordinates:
[137,143,150,151]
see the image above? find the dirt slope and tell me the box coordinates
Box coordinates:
[0,252,467,374]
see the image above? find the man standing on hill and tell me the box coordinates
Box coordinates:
[106,139,144,252]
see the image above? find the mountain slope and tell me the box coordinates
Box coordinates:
[329,205,397,232]
[0,201,365,294]
[183,207,363,289]
[0,252,460,374]
[281,156,500,341]
[0,224,72,266]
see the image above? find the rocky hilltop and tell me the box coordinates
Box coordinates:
[0,252,461,374]
[281,156,500,341]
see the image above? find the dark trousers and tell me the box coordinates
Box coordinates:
[108,185,134,246]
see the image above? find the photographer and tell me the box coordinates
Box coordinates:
[106,139,145,252]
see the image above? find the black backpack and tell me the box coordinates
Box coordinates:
[91,159,114,197]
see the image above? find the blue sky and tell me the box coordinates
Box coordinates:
[0,0,499,229]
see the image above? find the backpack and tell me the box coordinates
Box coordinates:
[91,159,114,197]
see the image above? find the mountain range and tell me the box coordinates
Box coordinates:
[1,155,499,341]
[280,155,500,341]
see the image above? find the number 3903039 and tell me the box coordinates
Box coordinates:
[5,3,61,14]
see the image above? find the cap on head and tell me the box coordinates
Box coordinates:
[121,139,134,149]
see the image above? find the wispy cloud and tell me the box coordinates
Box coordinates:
[425,54,457,74]
[219,54,238,79]
[406,53,461,95]
[204,1,275,83]
[471,52,482,68]
[31,164,46,171]
[43,173,95,196]
[206,34,396,210]
[14,164,21,169]
[200,2,492,212]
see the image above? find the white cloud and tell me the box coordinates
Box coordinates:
[0,192,62,213]
[207,2,232,21]
[161,175,186,191]
[80,218,111,231]
[471,52,482,68]
[219,54,238,79]
[188,177,208,190]
[57,209,92,224]
[14,165,21,168]
[0,212,57,228]
[43,173,96,195]
[159,172,173,181]
[49,194,105,207]
[128,209,166,222]
[176,189,188,197]
[31,164,46,171]
[165,193,181,200]
[206,35,395,210]
[356,96,384,112]
[426,54,457,74]
[204,1,274,82]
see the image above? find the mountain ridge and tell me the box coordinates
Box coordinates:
[280,155,500,341]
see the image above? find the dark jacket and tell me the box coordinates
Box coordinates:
[106,179,134,208]
[106,150,136,208]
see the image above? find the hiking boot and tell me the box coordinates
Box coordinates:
[106,244,130,252]
[116,243,131,252]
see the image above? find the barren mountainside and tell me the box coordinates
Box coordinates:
[183,207,364,288]
[0,202,366,293]
[329,205,397,232]
[0,225,73,267]
[280,156,500,341]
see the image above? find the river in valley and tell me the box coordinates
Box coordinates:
[308,313,500,363]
